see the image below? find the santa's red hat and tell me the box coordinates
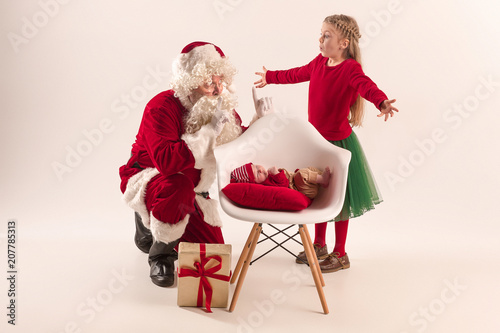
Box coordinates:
[181,41,225,57]
[231,163,255,183]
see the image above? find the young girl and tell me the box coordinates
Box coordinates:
[254,14,398,273]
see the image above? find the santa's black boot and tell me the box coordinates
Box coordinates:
[134,212,153,253]
[148,239,179,287]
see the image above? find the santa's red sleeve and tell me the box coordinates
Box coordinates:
[142,103,196,177]
[233,109,250,133]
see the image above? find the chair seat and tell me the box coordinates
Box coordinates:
[215,112,351,223]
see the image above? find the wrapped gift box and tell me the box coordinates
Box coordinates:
[177,242,232,312]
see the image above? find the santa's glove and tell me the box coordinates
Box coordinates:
[211,97,229,136]
[253,86,274,118]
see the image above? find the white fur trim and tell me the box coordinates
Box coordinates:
[195,195,223,227]
[182,124,216,169]
[177,93,194,111]
[181,124,217,193]
[150,214,190,244]
[122,168,160,228]
[194,161,216,193]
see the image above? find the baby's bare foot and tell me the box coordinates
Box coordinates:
[321,166,331,188]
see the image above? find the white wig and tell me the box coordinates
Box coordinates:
[171,42,237,109]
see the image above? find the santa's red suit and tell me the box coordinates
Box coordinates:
[119,42,246,247]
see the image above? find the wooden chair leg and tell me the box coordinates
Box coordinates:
[302,224,325,287]
[229,223,262,312]
[231,223,259,284]
[299,225,329,314]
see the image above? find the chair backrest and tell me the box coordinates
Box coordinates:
[214,112,351,224]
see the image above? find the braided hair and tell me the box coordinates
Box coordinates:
[324,14,365,127]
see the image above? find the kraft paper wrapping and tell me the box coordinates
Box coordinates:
[177,242,232,309]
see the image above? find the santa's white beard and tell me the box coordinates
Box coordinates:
[184,92,242,146]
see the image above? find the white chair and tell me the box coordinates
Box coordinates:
[214,112,351,314]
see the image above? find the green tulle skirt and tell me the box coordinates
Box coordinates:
[329,131,382,222]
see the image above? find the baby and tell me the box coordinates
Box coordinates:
[230,163,331,199]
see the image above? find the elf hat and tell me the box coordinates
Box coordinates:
[230,163,255,183]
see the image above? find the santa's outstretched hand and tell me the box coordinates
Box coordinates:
[211,97,230,136]
[252,86,274,118]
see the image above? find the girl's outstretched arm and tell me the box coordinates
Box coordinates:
[377,99,399,121]
[254,66,268,88]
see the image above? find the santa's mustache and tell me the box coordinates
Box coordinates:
[184,92,241,145]
[194,92,236,112]
[185,93,236,128]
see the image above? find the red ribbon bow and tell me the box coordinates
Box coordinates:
[178,243,231,313]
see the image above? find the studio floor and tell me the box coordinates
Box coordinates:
[3,204,499,333]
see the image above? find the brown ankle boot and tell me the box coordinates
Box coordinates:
[295,243,328,264]
[319,252,350,273]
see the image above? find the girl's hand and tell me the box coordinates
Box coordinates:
[254,66,268,88]
[377,99,399,121]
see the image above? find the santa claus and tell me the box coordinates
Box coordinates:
[119,41,272,287]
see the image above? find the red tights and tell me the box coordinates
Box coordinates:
[313,220,349,257]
